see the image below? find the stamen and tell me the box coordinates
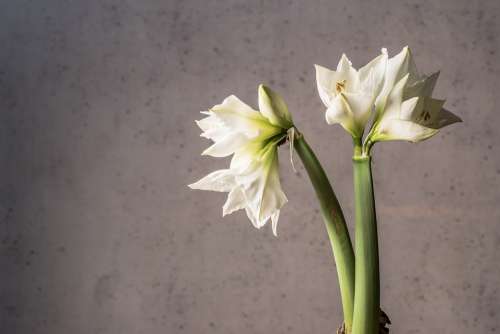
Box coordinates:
[336,80,346,93]
[419,110,431,122]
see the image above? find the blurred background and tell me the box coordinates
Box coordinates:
[1,1,499,333]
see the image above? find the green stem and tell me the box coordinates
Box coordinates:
[351,155,379,334]
[294,133,355,332]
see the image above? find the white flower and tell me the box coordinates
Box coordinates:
[315,51,387,138]
[189,85,293,235]
[367,46,462,143]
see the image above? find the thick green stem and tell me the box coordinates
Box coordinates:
[294,134,355,332]
[351,155,379,334]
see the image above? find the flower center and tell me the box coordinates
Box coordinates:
[336,80,346,93]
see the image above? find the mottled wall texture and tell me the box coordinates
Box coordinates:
[1,0,499,333]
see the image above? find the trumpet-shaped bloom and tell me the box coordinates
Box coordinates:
[189,85,293,235]
[315,51,387,138]
[367,47,462,143]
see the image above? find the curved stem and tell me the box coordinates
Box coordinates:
[294,133,355,332]
[351,155,380,334]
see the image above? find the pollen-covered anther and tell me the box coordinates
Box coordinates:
[419,110,431,122]
[336,80,346,93]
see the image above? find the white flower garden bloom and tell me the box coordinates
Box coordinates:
[315,51,387,138]
[189,85,293,236]
[367,46,462,143]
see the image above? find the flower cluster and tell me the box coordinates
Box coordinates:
[191,46,461,234]
[316,46,461,146]
[189,85,293,235]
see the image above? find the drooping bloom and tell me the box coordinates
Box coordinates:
[189,85,293,235]
[367,46,462,143]
[315,51,387,139]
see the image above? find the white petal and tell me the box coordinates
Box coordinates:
[188,169,235,192]
[245,206,264,229]
[199,126,229,142]
[368,74,411,141]
[387,46,411,84]
[400,97,420,120]
[379,74,410,121]
[325,95,350,124]
[375,46,411,110]
[229,140,267,170]
[213,95,262,119]
[212,95,279,140]
[315,64,341,106]
[222,187,247,216]
[325,94,370,138]
[409,98,461,129]
[256,153,288,222]
[201,132,250,157]
[271,211,280,237]
[358,51,387,96]
[342,92,375,130]
[196,112,219,132]
[405,47,421,85]
[196,115,228,141]
[404,71,439,101]
[336,54,360,92]
[420,72,440,96]
[432,108,462,129]
[237,145,287,223]
[337,53,353,71]
[375,119,438,143]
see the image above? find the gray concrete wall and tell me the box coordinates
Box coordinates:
[1,1,499,333]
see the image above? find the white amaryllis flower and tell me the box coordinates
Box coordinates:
[189,85,293,236]
[315,51,387,138]
[367,46,462,143]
